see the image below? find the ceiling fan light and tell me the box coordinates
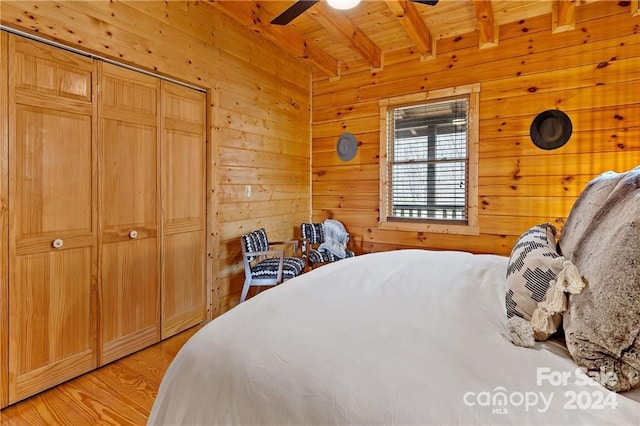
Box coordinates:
[327,0,361,10]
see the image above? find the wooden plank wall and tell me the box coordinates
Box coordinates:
[312,1,640,256]
[0,1,311,315]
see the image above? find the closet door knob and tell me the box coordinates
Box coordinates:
[52,239,64,249]
[129,230,138,239]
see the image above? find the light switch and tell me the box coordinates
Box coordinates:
[245,185,252,198]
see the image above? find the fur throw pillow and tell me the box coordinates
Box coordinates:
[559,166,640,392]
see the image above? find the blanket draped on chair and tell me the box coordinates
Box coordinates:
[318,219,348,259]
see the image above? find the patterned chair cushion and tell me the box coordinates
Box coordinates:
[241,228,269,262]
[308,248,355,266]
[505,223,564,321]
[301,221,355,268]
[301,223,324,245]
[251,257,305,280]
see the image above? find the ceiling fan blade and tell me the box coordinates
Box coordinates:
[270,0,320,25]
[411,0,440,5]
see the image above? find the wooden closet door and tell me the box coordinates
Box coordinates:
[161,82,206,339]
[1,30,9,410]
[7,35,98,403]
[98,63,160,365]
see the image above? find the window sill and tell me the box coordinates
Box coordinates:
[379,219,480,236]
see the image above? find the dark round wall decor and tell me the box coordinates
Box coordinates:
[336,132,358,161]
[530,110,573,150]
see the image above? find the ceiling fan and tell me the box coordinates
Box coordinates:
[271,0,440,25]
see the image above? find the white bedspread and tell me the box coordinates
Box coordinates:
[149,249,640,425]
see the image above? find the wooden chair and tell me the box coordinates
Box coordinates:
[300,222,356,270]
[240,228,305,303]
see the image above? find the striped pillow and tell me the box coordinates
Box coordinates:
[505,223,564,320]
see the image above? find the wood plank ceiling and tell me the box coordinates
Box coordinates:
[210,0,639,79]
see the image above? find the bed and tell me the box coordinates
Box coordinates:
[148,249,640,425]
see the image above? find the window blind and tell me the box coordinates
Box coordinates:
[387,98,469,222]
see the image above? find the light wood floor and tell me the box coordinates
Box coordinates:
[0,325,201,425]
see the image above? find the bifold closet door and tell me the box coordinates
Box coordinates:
[161,82,206,339]
[98,62,160,365]
[7,35,98,403]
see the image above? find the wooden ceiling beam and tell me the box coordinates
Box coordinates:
[552,0,576,33]
[631,0,639,17]
[385,0,435,60]
[309,2,382,69]
[473,0,498,48]
[209,1,340,77]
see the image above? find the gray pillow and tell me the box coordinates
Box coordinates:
[505,223,564,321]
[560,167,640,392]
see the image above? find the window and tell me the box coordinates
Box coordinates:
[379,85,479,235]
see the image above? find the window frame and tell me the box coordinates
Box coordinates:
[378,84,480,235]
